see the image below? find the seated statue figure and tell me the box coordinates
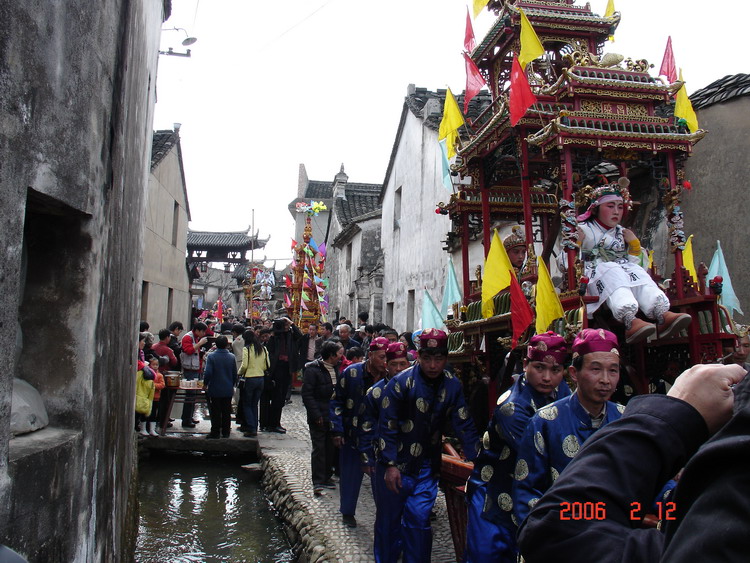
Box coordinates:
[504,226,527,274]
[575,178,691,344]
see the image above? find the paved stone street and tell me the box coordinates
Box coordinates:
[257,392,459,563]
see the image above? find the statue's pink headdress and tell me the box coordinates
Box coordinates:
[577,177,632,222]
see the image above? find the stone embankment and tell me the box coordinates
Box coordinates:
[257,394,458,563]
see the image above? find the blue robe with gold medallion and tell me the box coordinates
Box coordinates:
[512,393,624,525]
[464,375,570,562]
[357,376,389,468]
[375,363,480,563]
[330,360,375,517]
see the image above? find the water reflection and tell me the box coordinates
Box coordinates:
[137,455,293,563]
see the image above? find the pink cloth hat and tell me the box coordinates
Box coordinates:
[419,328,448,349]
[386,342,408,360]
[527,331,569,365]
[572,328,620,357]
[369,337,390,352]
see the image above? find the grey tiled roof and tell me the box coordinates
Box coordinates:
[335,184,382,226]
[406,87,493,131]
[150,129,192,221]
[187,230,267,249]
[691,74,750,110]
[305,181,333,199]
[151,130,178,169]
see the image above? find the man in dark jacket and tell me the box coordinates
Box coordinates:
[167,321,184,370]
[298,322,322,365]
[263,317,303,433]
[337,324,361,351]
[301,340,344,496]
[202,336,238,439]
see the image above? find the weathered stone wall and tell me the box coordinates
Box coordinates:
[261,456,327,563]
[0,1,165,560]
[329,217,382,322]
[381,109,452,331]
[143,141,191,330]
[683,97,750,322]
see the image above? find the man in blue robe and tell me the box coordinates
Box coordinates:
[357,341,412,561]
[465,331,571,562]
[330,337,389,528]
[358,341,412,479]
[513,328,624,525]
[376,329,480,563]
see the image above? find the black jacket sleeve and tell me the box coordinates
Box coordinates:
[517,395,708,563]
[660,387,750,562]
[289,325,303,371]
[301,362,327,422]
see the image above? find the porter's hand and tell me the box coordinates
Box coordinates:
[385,466,402,494]
[668,363,746,433]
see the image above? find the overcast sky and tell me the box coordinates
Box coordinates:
[154,0,746,267]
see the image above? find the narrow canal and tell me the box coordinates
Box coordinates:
[135,453,293,562]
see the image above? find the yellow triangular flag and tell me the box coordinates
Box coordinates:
[535,257,564,333]
[518,9,545,70]
[438,88,465,159]
[682,234,698,283]
[674,69,699,133]
[481,230,513,318]
[604,0,616,41]
[473,0,489,19]
[648,250,654,270]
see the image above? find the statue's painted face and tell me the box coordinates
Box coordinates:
[507,246,527,269]
[597,200,624,228]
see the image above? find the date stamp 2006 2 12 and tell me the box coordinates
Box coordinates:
[558,501,677,521]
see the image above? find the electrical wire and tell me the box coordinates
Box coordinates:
[259,0,338,52]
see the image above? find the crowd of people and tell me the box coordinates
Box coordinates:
[296,319,750,563]
[134,316,286,439]
[133,305,750,563]
[300,324,478,563]
[133,313,419,442]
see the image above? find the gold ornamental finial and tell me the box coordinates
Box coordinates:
[303,216,312,243]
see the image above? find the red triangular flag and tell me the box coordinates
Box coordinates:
[463,52,486,114]
[291,238,298,249]
[464,7,476,53]
[284,275,292,288]
[659,36,677,84]
[509,56,536,126]
[509,272,533,347]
